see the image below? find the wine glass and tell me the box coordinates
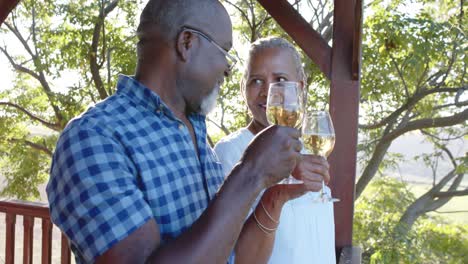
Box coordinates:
[266,81,305,184]
[301,110,339,202]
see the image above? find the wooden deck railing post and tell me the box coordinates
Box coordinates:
[23,215,34,264]
[5,213,16,264]
[41,218,53,264]
[61,233,71,264]
[1,199,73,263]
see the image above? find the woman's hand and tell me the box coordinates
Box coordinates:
[292,154,330,192]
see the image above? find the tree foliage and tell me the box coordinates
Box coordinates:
[0,0,142,199]
[354,177,468,263]
[357,0,467,198]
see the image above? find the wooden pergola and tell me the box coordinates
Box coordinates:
[0,0,362,263]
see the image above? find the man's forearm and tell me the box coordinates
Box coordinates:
[147,163,263,263]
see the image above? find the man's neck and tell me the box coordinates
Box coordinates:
[135,66,187,118]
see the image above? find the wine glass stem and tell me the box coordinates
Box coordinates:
[320,180,325,198]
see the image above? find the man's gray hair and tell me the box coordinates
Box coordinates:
[241,37,306,93]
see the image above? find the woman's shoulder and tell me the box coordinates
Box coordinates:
[214,128,254,150]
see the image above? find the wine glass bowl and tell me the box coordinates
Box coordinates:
[301,110,339,203]
[302,111,335,157]
[266,81,304,129]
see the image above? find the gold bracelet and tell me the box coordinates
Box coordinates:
[260,200,279,224]
[253,209,277,234]
[254,217,274,235]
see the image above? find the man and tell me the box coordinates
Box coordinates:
[47,1,329,263]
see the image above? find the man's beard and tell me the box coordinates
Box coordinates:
[199,84,220,115]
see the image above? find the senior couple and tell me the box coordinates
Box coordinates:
[47,0,335,263]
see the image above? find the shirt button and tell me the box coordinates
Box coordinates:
[178,123,184,130]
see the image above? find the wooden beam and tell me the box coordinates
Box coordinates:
[328,0,362,251]
[0,0,21,26]
[257,0,332,79]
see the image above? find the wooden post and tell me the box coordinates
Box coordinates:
[23,215,34,264]
[329,0,362,252]
[5,213,16,264]
[61,233,71,264]
[42,218,53,264]
[0,0,21,26]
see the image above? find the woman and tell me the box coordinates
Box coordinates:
[214,37,336,263]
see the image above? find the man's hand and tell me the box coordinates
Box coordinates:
[240,125,302,188]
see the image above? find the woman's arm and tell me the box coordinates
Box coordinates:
[234,155,330,264]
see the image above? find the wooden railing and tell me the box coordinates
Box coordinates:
[1,198,360,264]
[0,199,71,264]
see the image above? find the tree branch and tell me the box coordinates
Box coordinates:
[8,138,53,157]
[389,51,409,98]
[421,129,467,141]
[256,12,272,31]
[224,0,253,33]
[357,107,467,198]
[0,46,41,80]
[90,0,119,100]
[455,86,467,106]
[3,22,36,59]
[434,189,468,198]
[207,117,230,135]
[359,87,465,129]
[425,173,464,212]
[433,210,468,214]
[381,108,468,143]
[437,40,458,89]
[0,102,60,131]
[3,20,65,125]
[396,171,462,236]
[248,0,257,41]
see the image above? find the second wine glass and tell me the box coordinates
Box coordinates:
[301,110,339,202]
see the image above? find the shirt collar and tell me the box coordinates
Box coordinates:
[116,75,206,121]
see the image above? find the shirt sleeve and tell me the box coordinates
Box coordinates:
[46,119,153,262]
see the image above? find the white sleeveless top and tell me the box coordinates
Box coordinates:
[214,128,336,264]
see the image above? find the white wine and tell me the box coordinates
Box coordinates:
[302,133,335,157]
[266,105,302,128]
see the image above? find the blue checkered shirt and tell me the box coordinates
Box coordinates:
[47,75,230,263]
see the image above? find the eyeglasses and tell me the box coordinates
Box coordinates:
[181,26,237,72]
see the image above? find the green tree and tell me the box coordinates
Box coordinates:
[0,0,141,199]
[357,0,467,239]
[355,177,468,263]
